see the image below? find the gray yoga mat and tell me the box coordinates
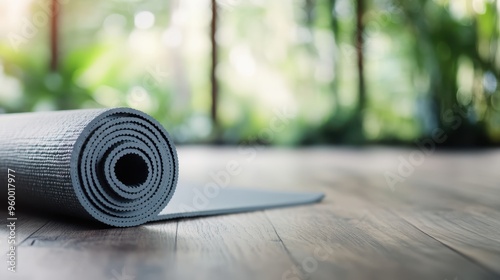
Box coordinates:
[0,108,324,227]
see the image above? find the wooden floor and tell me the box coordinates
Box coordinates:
[2,147,500,280]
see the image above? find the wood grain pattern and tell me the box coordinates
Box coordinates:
[1,147,500,280]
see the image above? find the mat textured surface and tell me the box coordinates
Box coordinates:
[0,108,323,227]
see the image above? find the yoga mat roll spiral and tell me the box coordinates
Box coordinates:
[0,108,324,227]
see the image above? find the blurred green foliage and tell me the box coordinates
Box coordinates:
[0,0,499,146]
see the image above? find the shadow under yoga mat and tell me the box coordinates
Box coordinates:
[0,108,324,227]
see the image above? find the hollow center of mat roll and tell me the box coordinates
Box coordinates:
[114,153,148,187]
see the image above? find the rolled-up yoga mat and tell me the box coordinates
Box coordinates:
[0,108,324,227]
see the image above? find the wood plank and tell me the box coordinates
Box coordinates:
[1,147,499,280]
[264,181,498,280]
[267,205,497,280]
[1,211,297,280]
[0,212,48,253]
[174,212,298,280]
[399,206,500,275]
[176,149,497,279]
[307,148,500,277]
[1,218,177,280]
